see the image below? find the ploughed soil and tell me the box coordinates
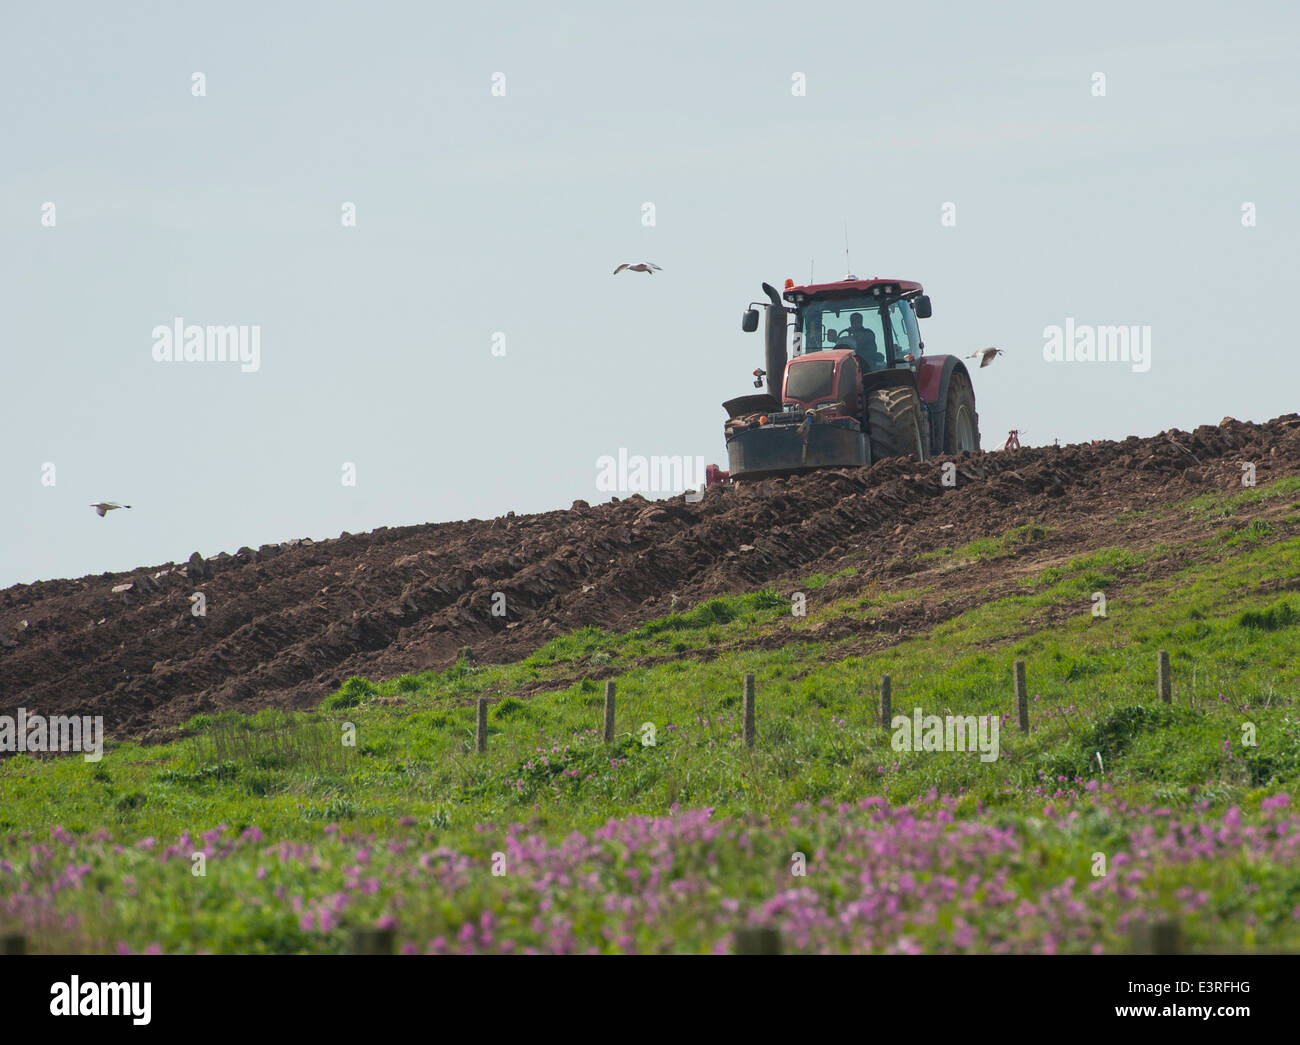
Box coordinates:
[4,416,1300,742]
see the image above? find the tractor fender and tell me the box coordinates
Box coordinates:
[861,367,918,395]
[915,355,971,449]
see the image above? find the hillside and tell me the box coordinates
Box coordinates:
[3,415,1300,742]
[3,438,1300,952]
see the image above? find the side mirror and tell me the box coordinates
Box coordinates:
[741,309,760,333]
[914,295,933,319]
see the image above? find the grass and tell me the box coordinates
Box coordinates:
[3,478,1300,952]
[919,522,1054,564]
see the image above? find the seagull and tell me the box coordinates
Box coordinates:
[968,347,1004,368]
[613,262,662,275]
[90,502,131,517]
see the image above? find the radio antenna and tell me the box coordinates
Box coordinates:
[844,222,851,277]
[810,259,814,284]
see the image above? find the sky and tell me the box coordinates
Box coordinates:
[3,0,1299,588]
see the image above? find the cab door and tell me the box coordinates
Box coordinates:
[887,300,922,365]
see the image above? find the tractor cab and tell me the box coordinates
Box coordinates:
[787,278,930,373]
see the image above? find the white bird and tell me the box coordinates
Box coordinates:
[969,347,1004,368]
[90,502,131,517]
[613,262,662,275]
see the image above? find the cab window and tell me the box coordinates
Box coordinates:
[800,301,887,370]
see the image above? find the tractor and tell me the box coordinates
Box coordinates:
[710,276,980,482]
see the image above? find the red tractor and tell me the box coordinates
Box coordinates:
[712,276,980,482]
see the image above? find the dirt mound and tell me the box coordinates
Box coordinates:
[4,416,1300,741]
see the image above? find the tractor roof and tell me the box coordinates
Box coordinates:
[783,277,923,303]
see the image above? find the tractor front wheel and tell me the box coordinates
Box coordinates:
[866,387,927,462]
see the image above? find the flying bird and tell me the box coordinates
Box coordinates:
[969,347,1004,368]
[613,262,662,275]
[90,502,131,517]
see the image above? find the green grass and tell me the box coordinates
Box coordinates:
[5,505,1298,848]
[1236,598,1299,632]
[4,477,1300,952]
[919,522,1054,564]
[1185,474,1300,519]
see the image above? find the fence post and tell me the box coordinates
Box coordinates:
[743,673,756,747]
[734,927,782,955]
[1014,660,1029,733]
[1131,919,1181,955]
[603,680,616,743]
[351,927,395,955]
[1,934,25,955]
[879,674,892,727]
[1157,650,1172,704]
[476,697,488,753]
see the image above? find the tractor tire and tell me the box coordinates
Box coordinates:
[866,386,927,463]
[942,370,981,454]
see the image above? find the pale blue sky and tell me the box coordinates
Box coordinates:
[3,0,1298,587]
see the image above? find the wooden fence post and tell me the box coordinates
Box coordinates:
[603,680,616,743]
[475,697,488,753]
[1014,660,1029,733]
[743,673,756,748]
[1157,650,1172,704]
[879,674,892,727]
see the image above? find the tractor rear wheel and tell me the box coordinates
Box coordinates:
[942,371,980,453]
[866,386,926,462]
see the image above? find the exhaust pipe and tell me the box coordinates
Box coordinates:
[760,282,787,400]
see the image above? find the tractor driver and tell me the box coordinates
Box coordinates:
[844,313,885,370]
